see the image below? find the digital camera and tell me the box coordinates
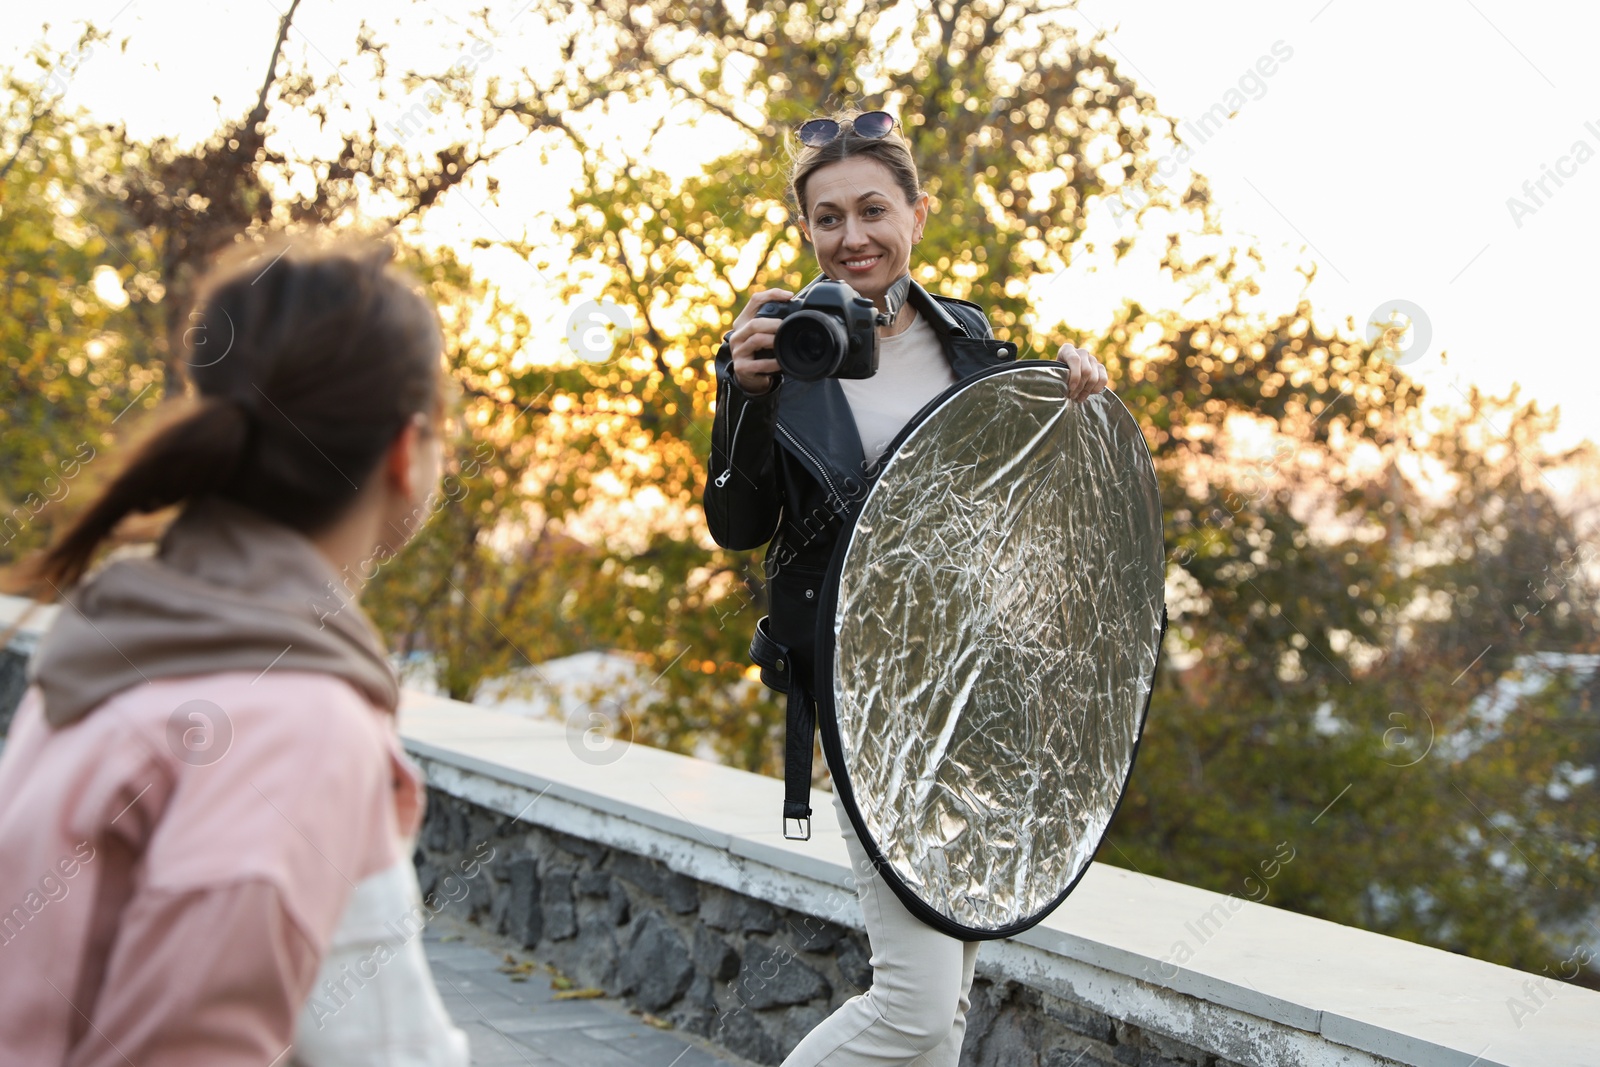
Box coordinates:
[754,279,885,381]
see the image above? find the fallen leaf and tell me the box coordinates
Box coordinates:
[551,987,606,1001]
[498,958,537,976]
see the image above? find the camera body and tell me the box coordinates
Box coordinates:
[754,279,885,381]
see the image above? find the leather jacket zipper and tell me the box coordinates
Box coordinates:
[715,395,748,488]
[777,422,843,507]
[713,373,844,509]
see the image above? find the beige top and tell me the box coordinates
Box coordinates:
[839,307,957,469]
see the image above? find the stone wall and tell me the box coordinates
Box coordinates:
[416,787,1334,1067]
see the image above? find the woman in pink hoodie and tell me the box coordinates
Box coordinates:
[0,238,468,1065]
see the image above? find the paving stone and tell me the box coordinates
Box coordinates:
[492,1004,622,1035]
[455,1020,558,1065]
[581,1022,722,1063]
[423,916,753,1067]
[517,1028,658,1067]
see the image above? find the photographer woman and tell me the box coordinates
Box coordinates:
[704,109,1108,1065]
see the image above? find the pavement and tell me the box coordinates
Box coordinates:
[422,915,756,1067]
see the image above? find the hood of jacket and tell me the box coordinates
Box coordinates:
[28,495,400,727]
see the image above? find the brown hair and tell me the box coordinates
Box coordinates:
[786,108,924,224]
[34,236,444,590]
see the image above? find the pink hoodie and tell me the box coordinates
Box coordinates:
[0,670,417,1066]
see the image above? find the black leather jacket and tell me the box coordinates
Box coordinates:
[704,276,1020,687]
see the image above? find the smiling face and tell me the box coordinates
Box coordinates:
[798,155,928,309]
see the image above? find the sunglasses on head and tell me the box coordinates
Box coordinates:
[796,110,897,147]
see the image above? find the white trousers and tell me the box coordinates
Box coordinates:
[780,786,980,1066]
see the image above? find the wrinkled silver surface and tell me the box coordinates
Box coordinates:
[830,364,1164,933]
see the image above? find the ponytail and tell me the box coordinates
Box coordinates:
[31,398,251,591]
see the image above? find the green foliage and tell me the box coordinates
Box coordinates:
[0,53,163,566]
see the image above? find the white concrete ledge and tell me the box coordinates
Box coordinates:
[2,595,1593,1066]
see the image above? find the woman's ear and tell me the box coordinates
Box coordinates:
[383,415,435,506]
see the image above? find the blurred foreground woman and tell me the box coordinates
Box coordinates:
[0,239,469,1065]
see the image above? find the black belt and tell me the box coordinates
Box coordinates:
[749,615,814,840]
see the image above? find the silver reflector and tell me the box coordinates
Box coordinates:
[816,362,1166,939]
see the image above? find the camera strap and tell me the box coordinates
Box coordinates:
[882,271,912,323]
[807,269,913,327]
[749,615,815,841]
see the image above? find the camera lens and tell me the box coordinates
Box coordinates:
[775,311,848,381]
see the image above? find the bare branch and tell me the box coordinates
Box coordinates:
[252,0,304,129]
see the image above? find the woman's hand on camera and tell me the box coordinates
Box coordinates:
[727,288,792,396]
[1056,343,1109,402]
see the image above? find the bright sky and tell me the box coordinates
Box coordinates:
[12,0,1598,454]
[1070,0,1600,455]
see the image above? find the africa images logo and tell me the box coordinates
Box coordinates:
[165,699,234,767]
[564,299,633,364]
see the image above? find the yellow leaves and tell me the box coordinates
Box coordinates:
[546,964,605,998]
[498,953,538,982]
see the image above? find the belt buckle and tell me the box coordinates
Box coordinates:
[783,816,812,841]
